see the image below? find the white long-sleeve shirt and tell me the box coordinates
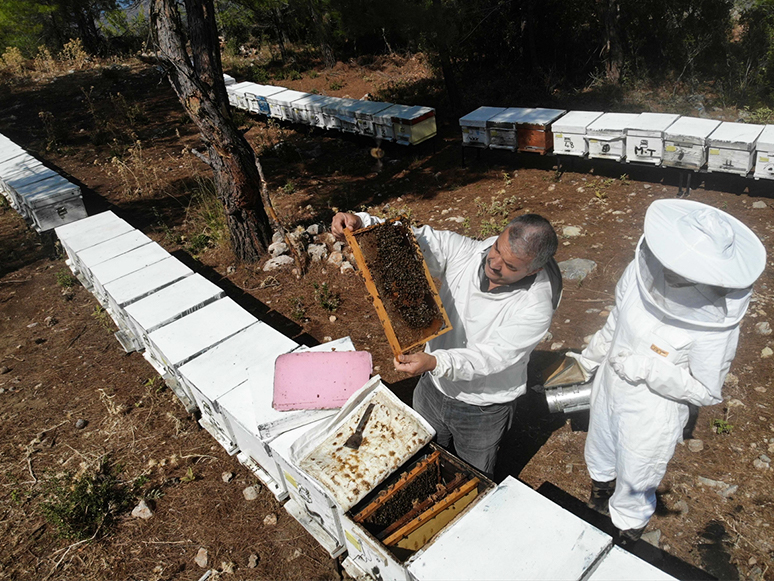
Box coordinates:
[356,213,559,406]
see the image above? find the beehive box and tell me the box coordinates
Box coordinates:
[404,476,612,581]
[72,230,152,288]
[341,443,494,581]
[586,113,641,161]
[383,105,436,146]
[268,89,310,121]
[231,81,263,110]
[56,211,135,271]
[335,99,363,133]
[459,107,507,148]
[551,110,604,157]
[291,93,333,126]
[15,175,86,232]
[486,108,524,151]
[142,297,256,409]
[321,97,356,131]
[706,121,765,175]
[214,339,348,500]
[344,219,451,357]
[587,545,676,580]
[661,116,721,170]
[753,124,774,180]
[0,154,31,210]
[273,377,435,556]
[625,112,681,165]
[372,106,398,141]
[513,107,567,154]
[226,81,257,109]
[88,241,171,306]
[352,101,394,137]
[244,84,287,116]
[178,321,298,456]
[222,73,235,86]
[0,159,55,216]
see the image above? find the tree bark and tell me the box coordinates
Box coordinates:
[151,0,272,262]
[602,0,623,84]
[308,0,335,68]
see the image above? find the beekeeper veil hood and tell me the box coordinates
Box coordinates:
[635,199,766,328]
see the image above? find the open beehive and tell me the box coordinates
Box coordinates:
[344,219,451,357]
[348,443,493,561]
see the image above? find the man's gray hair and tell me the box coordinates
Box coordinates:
[506,214,558,271]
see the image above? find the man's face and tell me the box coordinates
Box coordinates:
[484,229,539,288]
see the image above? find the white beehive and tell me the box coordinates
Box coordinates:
[230,81,263,111]
[73,229,152,287]
[178,322,298,456]
[274,377,435,558]
[352,101,394,137]
[268,89,309,121]
[223,73,236,86]
[551,111,604,157]
[625,112,681,165]
[102,257,193,350]
[0,153,30,209]
[14,174,85,232]
[142,298,256,407]
[321,97,355,131]
[401,476,612,581]
[243,84,287,116]
[88,241,171,306]
[459,107,507,148]
[386,105,436,145]
[372,106,398,141]
[56,211,135,266]
[291,94,330,126]
[0,159,55,216]
[586,113,641,161]
[226,81,256,108]
[486,108,524,151]
[753,124,774,180]
[335,99,363,134]
[662,117,721,170]
[511,107,567,153]
[587,544,676,580]
[123,273,224,347]
[706,121,765,175]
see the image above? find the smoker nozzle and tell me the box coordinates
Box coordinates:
[543,381,593,414]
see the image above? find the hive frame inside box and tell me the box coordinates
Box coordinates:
[274,376,435,557]
[344,219,451,357]
[340,442,495,581]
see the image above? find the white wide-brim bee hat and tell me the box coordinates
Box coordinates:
[643,199,766,289]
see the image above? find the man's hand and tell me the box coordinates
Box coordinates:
[331,212,362,241]
[394,352,437,376]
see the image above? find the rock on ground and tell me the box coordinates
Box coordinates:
[558,258,597,281]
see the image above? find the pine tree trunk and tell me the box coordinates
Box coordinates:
[603,0,623,84]
[309,0,335,68]
[151,0,272,262]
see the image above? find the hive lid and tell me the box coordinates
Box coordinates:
[244,84,288,98]
[756,124,774,150]
[587,112,641,133]
[707,121,765,151]
[77,230,153,270]
[664,116,721,143]
[272,89,311,105]
[626,112,681,134]
[510,107,567,126]
[587,545,677,580]
[54,210,126,243]
[272,351,373,410]
[487,107,528,126]
[350,101,394,118]
[551,110,604,134]
[459,107,507,128]
[290,376,435,510]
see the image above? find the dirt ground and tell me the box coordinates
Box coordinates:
[0,55,773,581]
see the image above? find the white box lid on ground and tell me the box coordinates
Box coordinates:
[756,124,774,150]
[56,211,135,254]
[663,116,721,146]
[406,476,612,581]
[510,107,567,126]
[290,376,435,511]
[707,121,765,152]
[145,297,256,368]
[77,230,152,272]
[626,112,681,137]
[459,107,507,129]
[587,545,676,580]
[103,256,192,308]
[89,241,170,289]
[587,113,641,136]
[124,273,224,335]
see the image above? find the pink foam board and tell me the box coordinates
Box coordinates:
[272,351,373,411]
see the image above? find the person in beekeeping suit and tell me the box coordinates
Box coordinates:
[569,198,766,544]
[332,210,562,477]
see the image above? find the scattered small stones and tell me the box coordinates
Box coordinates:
[221,471,234,483]
[541,331,553,343]
[755,386,767,393]
[247,554,259,568]
[286,548,302,562]
[307,244,328,262]
[687,439,704,452]
[643,184,652,189]
[0,366,10,374]
[327,251,344,267]
[131,499,154,519]
[562,226,582,238]
[195,547,209,568]
[272,231,284,243]
[329,315,337,323]
[263,256,295,272]
[263,513,278,526]
[221,561,236,574]
[74,418,87,429]
[268,241,289,257]
[340,261,355,274]
[226,265,236,275]
[674,500,689,515]
[641,529,660,547]
[44,316,57,327]
[755,321,772,335]
[242,485,260,500]
[558,258,597,281]
[719,484,738,498]
[724,373,739,388]
[550,342,564,351]
[752,201,768,209]
[306,224,320,236]
[753,458,770,470]
[761,347,773,359]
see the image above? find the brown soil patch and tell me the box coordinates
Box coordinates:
[0,56,772,580]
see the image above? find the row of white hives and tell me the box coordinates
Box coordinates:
[460,107,774,178]
[54,210,676,581]
[223,74,437,146]
[0,133,86,232]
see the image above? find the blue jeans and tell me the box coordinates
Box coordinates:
[412,374,517,477]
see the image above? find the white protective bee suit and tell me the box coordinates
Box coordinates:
[576,199,766,532]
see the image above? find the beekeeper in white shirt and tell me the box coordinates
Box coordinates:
[571,199,766,544]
